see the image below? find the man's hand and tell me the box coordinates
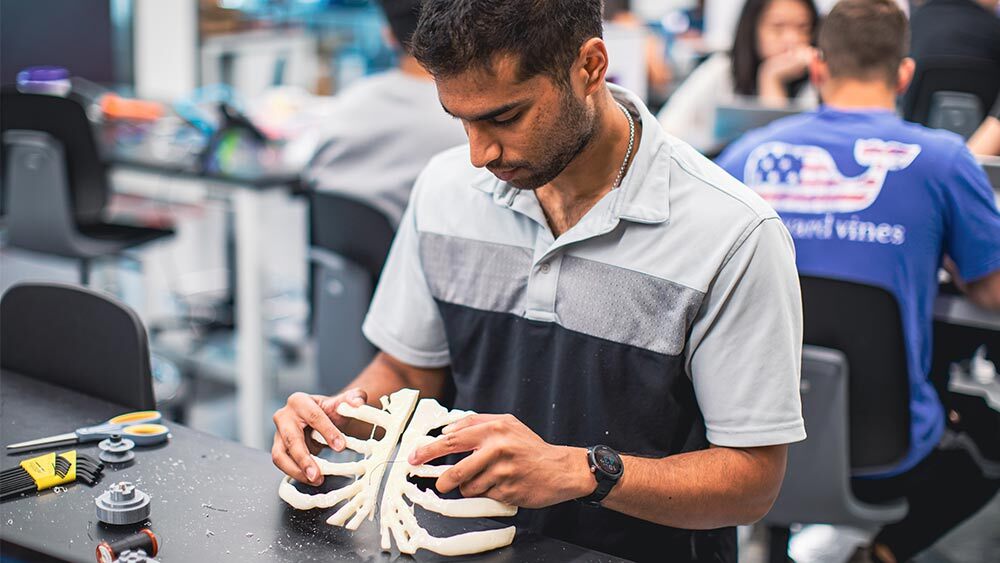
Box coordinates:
[944,256,1000,311]
[271,389,368,486]
[408,413,595,509]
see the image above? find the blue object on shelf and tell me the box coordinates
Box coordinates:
[16,66,72,96]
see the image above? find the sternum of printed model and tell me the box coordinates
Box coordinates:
[379,398,517,555]
[278,388,418,528]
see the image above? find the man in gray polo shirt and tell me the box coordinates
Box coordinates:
[272,1,805,560]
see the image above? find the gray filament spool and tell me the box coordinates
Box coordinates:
[95,482,151,525]
[98,434,136,464]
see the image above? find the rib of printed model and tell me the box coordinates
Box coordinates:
[379,398,517,555]
[277,390,518,556]
[278,388,418,529]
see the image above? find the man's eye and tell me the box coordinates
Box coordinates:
[492,113,521,126]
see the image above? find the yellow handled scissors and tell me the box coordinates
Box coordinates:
[6,410,170,454]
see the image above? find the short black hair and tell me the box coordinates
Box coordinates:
[379,0,422,52]
[818,0,909,85]
[410,0,604,86]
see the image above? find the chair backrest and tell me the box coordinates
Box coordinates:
[903,56,1000,131]
[0,283,155,410]
[0,89,109,226]
[800,275,911,475]
[309,190,396,286]
[3,129,90,258]
[927,91,985,139]
[308,190,397,393]
[765,346,908,527]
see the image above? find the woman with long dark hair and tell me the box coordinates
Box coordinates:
[658,0,819,152]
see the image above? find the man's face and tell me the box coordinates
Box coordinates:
[436,55,598,190]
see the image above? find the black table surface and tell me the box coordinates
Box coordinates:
[0,371,625,562]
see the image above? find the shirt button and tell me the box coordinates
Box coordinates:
[539,262,551,274]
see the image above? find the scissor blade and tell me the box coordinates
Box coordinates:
[5,432,79,453]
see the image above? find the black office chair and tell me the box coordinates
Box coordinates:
[0,282,156,410]
[1,90,174,284]
[903,56,1000,138]
[308,190,396,393]
[764,276,911,561]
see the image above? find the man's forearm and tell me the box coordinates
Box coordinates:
[560,444,787,529]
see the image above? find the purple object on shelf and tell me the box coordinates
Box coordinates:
[16,66,72,96]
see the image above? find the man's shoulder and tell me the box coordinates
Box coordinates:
[330,71,435,115]
[722,111,965,169]
[411,145,487,207]
[420,145,476,181]
[893,118,968,150]
[667,139,779,225]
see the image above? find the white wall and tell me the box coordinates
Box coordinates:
[134,0,197,100]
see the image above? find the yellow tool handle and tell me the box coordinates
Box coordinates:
[121,423,170,446]
[19,451,77,490]
[108,411,161,425]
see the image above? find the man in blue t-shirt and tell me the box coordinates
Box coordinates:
[717,1,1000,561]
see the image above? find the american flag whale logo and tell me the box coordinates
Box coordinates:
[744,139,921,214]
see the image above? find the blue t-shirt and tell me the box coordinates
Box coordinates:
[717,107,1000,477]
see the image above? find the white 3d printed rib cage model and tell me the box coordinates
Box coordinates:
[278,389,518,556]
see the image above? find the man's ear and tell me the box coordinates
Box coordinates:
[808,51,828,90]
[576,37,609,97]
[896,57,916,96]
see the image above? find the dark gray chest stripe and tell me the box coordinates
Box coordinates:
[418,232,531,315]
[419,232,706,357]
[555,255,705,356]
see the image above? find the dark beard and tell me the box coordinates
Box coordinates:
[507,91,597,191]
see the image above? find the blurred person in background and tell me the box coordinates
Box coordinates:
[717,2,1000,560]
[968,94,1000,156]
[658,0,819,152]
[907,0,1000,137]
[304,0,466,226]
[603,0,674,102]
[909,0,1000,71]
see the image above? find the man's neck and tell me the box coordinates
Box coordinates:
[398,55,433,80]
[820,79,898,112]
[536,87,639,237]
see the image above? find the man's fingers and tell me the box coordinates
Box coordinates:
[439,449,496,495]
[292,393,345,451]
[307,403,346,452]
[409,423,495,465]
[440,413,500,435]
[458,470,495,498]
[272,432,311,484]
[345,388,368,406]
[276,417,322,485]
[321,388,367,411]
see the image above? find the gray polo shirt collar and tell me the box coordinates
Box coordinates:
[469,84,672,231]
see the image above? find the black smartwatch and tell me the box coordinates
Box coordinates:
[579,445,623,507]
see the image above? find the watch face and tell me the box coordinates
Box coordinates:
[593,446,622,476]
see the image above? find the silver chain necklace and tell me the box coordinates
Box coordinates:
[612,101,636,189]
